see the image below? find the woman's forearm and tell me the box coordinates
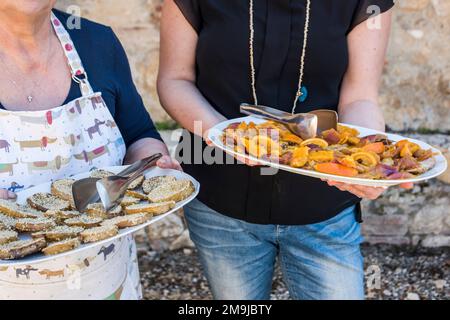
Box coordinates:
[157,78,226,137]
[158,0,225,138]
[338,99,386,132]
[124,138,170,164]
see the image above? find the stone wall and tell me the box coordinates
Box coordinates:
[55,1,450,247]
[57,0,168,122]
[56,0,449,131]
[382,0,450,131]
[361,134,450,247]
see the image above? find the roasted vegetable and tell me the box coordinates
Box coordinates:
[222,121,435,180]
[308,150,335,163]
[301,138,328,148]
[351,152,378,168]
[321,129,341,145]
[315,163,359,177]
[291,147,310,168]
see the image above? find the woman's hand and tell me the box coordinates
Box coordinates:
[326,180,413,200]
[156,155,183,171]
[125,138,181,170]
[0,189,16,200]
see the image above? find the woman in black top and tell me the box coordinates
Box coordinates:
[158,0,408,299]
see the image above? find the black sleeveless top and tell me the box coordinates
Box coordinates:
[175,0,394,225]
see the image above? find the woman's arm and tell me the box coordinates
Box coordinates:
[157,0,226,139]
[107,27,180,170]
[338,11,391,131]
[158,0,259,166]
[124,137,182,170]
[328,10,412,199]
[0,189,16,200]
[124,137,168,163]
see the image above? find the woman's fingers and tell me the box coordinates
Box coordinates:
[0,189,16,200]
[0,189,8,199]
[326,180,385,200]
[207,140,260,166]
[204,137,214,147]
[351,185,386,200]
[235,155,261,166]
[327,180,417,200]
[400,182,414,189]
[156,155,183,171]
[203,130,261,167]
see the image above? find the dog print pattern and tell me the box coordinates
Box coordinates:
[0,92,125,188]
[0,12,137,301]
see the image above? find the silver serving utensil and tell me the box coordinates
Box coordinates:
[240,104,318,139]
[72,153,162,212]
[96,153,163,211]
[309,109,338,134]
[240,104,338,139]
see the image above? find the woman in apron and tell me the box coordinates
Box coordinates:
[0,2,179,299]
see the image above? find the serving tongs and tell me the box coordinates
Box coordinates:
[240,104,338,139]
[72,153,162,212]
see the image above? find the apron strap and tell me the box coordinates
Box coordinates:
[50,12,94,97]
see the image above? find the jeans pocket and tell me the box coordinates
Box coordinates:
[307,206,363,249]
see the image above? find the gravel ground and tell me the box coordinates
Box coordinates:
[137,244,449,300]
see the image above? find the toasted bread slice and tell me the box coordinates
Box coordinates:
[90,169,115,179]
[85,203,107,218]
[147,179,194,203]
[85,203,123,219]
[106,205,123,218]
[125,189,148,200]
[0,200,20,217]
[64,215,103,228]
[80,225,118,243]
[120,196,141,207]
[51,179,75,207]
[44,210,82,223]
[0,214,16,230]
[0,200,43,218]
[0,230,18,245]
[0,238,46,260]
[124,201,175,215]
[32,225,84,242]
[101,213,151,229]
[27,193,71,212]
[128,176,145,190]
[15,217,56,232]
[142,176,177,194]
[42,238,80,256]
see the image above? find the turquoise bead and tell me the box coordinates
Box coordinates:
[299,86,308,103]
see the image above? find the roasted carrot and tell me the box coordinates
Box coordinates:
[315,163,359,177]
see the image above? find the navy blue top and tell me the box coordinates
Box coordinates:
[0,9,161,147]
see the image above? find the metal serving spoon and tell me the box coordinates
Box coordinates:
[240,104,338,139]
[309,109,339,134]
[72,153,162,212]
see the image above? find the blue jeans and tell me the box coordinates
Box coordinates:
[184,200,364,300]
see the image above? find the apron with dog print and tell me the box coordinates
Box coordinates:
[0,13,142,300]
